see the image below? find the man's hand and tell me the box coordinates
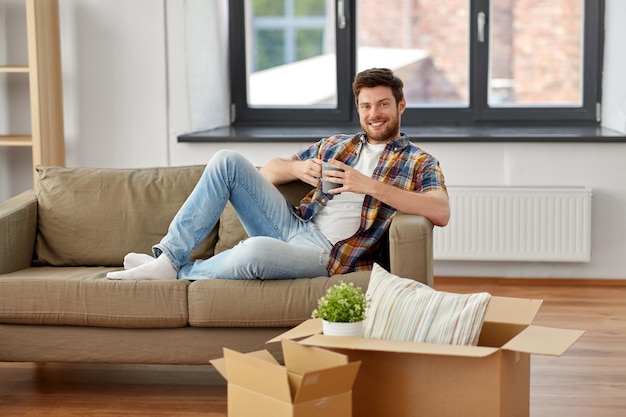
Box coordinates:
[295,158,323,187]
[322,159,372,195]
[260,157,322,187]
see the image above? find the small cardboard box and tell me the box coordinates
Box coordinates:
[268,296,584,417]
[210,339,361,417]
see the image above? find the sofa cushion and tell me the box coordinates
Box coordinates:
[35,165,218,267]
[187,271,371,327]
[0,267,189,328]
[363,264,491,346]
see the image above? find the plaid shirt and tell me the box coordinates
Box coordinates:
[292,133,447,275]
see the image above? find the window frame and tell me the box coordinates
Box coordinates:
[229,0,355,125]
[228,0,604,127]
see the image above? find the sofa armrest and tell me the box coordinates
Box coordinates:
[0,190,37,274]
[388,212,434,287]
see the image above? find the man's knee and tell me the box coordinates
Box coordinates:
[206,149,253,175]
[232,237,278,262]
[213,149,246,165]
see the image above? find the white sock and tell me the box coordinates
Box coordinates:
[106,254,177,280]
[124,252,155,270]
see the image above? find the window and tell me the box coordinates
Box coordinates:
[246,0,336,107]
[229,0,604,126]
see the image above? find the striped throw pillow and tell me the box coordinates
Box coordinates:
[363,264,491,346]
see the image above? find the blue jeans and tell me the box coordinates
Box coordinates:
[153,150,333,280]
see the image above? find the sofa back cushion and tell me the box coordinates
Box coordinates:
[35,165,218,266]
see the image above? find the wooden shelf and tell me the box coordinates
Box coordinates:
[0,135,33,147]
[0,65,29,73]
[1,0,65,187]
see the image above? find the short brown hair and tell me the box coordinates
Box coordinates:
[352,68,404,104]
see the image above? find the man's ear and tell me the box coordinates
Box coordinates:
[398,98,407,115]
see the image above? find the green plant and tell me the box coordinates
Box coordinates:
[311,281,369,323]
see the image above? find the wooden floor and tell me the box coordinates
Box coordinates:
[1,278,625,416]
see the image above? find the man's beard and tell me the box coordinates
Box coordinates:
[361,116,401,143]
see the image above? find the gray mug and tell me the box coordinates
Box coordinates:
[321,162,344,193]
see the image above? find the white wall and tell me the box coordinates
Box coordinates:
[1,0,625,279]
[602,0,626,133]
[61,0,170,169]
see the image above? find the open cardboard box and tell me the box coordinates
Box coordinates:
[210,339,361,417]
[268,296,585,417]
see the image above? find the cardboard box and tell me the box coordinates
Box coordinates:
[268,296,585,417]
[210,339,361,417]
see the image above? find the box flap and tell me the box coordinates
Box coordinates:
[222,348,292,403]
[267,318,323,344]
[209,356,227,379]
[210,349,277,380]
[483,296,543,325]
[248,348,282,363]
[293,361,361,404]
[282,338,348,374]
[502,325,585,356]
[300,334,500,358]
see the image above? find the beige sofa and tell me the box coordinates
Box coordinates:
[0,165,433,365]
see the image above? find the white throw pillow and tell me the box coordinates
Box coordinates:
[363,264,491,346]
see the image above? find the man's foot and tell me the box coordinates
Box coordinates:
[123,252,155,270]
[107,254,177,280]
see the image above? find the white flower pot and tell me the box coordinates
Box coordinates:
[322,320,364,337]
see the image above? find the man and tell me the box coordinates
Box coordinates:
[107,68,449,281]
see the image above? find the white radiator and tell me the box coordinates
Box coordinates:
[433,186,592,262]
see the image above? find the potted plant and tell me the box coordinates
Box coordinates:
[311,281,369,337]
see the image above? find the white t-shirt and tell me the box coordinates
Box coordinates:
[313,142,386,244]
